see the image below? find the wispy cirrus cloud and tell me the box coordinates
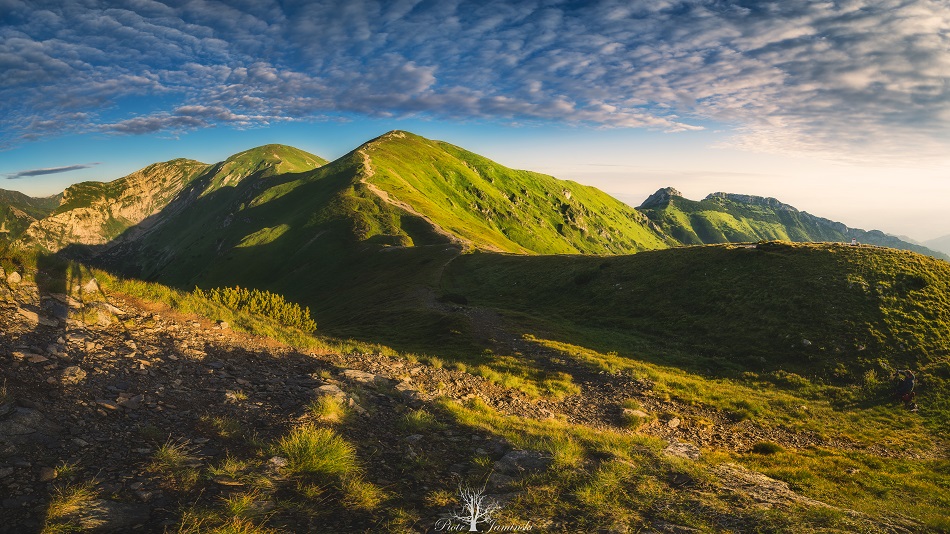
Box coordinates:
[5,162,101,179]
[1,0,948,161]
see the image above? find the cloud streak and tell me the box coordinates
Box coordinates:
[1,0,948,161]
[5,162,101,179]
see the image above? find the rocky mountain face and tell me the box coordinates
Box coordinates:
[0,189,61,246]
[14,160,208,253]
[638,187,948,260]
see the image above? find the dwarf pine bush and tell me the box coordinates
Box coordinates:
[194,286,317,332]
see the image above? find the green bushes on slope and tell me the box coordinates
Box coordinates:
[193,286,317,333]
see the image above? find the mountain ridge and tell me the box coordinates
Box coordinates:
[3,132,944,261]
[637,186,948,260]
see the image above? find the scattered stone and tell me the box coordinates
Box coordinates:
[51,293,83,308]
[395,381,420,400]
[268,456,288,468]
[27,354,49,364]
[663,441,701,460]
[60,366,87,384]
[341,369,392,387]
[39,466,57,481]
[16,308,39,323]
[82,278,100,294]
[487,472,516,489]
[216,320,229,329]
[666,417,681,429]
[117,394,144,410]
[713,463,831,508]
[96,400,119,411]
[90,301,125,316]
[6,271,21,286]
[58,499,150,531]
[315,384,346,399]
[494,450,552,476]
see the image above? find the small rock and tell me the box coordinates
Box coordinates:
[117,394,144,410]
[395,381,420,400]
[268,456,288,468]
[96,400,119,411]
[60,366,87,384]
[667,417,681,429]
[315,384,346,399]
[494,450,552,476]
[216,320,229,329]
[663,441,701,460]
[27,354,49,364]
[341,369,392,387]
[487,472,516,489]
[82,278,100,294]
[39,467,57,482]
[6,271,21,286]
[134,490,156,502]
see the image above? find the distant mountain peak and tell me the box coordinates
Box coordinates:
[639,187,683,209]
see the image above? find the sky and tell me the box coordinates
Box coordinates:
[1,0,948,241]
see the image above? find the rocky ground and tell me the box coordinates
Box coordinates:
[0,268,918,533]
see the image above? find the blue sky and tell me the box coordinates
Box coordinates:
[2,0,948,240]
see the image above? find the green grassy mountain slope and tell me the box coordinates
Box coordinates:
[89,132,673,352]
[0,189,61,246]
[360,131,673,254]
[440,242,950,433]
[639,187,949,260]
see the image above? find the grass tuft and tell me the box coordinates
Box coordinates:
[276,424,358,479]
[309,395,348,423]
[42,481,99,534]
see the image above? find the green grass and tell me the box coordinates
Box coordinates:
[275,425,358,479]
[442,243,950,436]
[398,408,442,432]
[42,481,99,534]
[309,395,349,423]
[150,439,200,490]
[362,131,672,255]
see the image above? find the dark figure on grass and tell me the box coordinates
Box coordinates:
[893,369,917,411]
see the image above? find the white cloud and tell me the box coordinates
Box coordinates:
[0,0,947,161]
